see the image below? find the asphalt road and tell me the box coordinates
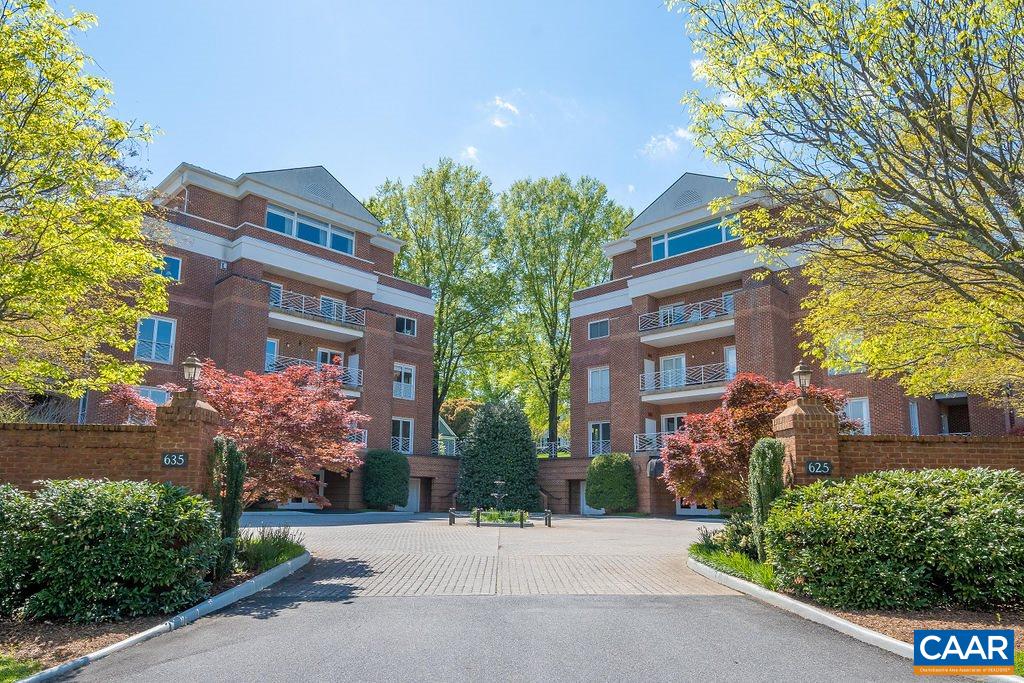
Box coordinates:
[66,515,939,682]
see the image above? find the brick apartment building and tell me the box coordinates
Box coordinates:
[77,163,454,511]
[566,172,1013,516]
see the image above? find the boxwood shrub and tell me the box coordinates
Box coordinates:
[0,479,220,622]
[362,449,410,510]
[585,453,637,513]
[764,468,1024,610]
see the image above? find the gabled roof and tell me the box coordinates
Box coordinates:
[244,166,381,228]
[627,172,736,234]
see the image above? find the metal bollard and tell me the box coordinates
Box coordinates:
[544,509,552,527]
[519,510,524,528]
[448,507,455,526]
[475,508,480,527]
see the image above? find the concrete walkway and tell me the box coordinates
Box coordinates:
[70,514,939,682]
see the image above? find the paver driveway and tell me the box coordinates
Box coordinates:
[252,512,731,598]
[72,513,939,682]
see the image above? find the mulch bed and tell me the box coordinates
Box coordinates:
[831,607,1024,650]
[0,570,256,669]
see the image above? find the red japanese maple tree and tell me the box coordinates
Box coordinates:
[107,361,367,505]
[660,373,855,507]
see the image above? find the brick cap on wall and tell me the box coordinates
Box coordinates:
[772,396,839,434]
[156,390,219,424]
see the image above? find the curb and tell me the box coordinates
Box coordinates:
[687,557,1023,683]
[21,551,311,682]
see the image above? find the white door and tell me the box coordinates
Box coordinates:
[660,355,686,388]
[580,481,604,516]
[348,353,360,371]
[724,345,737,378]
[644,418,657,435]
[395,478,420,512]
[643,357,656,390]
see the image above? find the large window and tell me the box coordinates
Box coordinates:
[395,315,417,337]
[159,256,181,281]
[135,386,170,406]
[391,418,413,454]
[264,205,355,256]
[588,367,610,403]
[393,363,415,400]
[588,422,611,456]
[135,317,176,364]
[588,319,609,340]
[845,397,871,435]
[651,216,737,261]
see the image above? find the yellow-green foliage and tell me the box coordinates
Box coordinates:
[0,1,167,396]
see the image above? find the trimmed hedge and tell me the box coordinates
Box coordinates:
[765,468,1024,610]
[362,450,410,510]
[585,453,637,512]
[457,400,539,510]
[0,480,220,622]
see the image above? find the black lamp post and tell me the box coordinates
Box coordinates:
[182,352,202,390]
[792,362,812,397]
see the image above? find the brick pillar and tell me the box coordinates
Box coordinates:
[154,390,221,495]
[772,396,840,486]
[733,274,793,381]
[209,262,270,374]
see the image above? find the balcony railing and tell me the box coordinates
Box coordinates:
[588,439,611,457]
[134,341,175,364]
[536,440,570,458]
[346,428,368,447]
[633,432,680,452]
[264,355,364,387]
[270,288,366,328]
[432,437,462,457]
[640,362,734,393]
[391,436,413,454]
[639,295,734,333]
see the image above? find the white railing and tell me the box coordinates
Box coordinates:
[588,440,611,456]
[269,288,366,327]
[536,440,571,458]
[346,428,368,447]
[264,355,364,387]
[640,362,734,393]
[393,381,414,400]
[639,294,734,332]
[432,437,462,457]
[391,436,413,454]
[633,432,680,452]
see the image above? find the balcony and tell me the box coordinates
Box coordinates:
[391,436,413,454]
[588,439,611,457]
[633,432,679,453]
[346,428,368,448]
[640,362,734,404]
[639,295,734,347]
[432,437,462,457]
[536,439,570,458]
[265,355,363,393]
[268,288,365,342]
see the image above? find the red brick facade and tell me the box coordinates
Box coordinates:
[77,164,448,511]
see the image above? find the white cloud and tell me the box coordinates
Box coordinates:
[719,93,743,108]
[460,145,479,162]
[690,58,707,81]
[491,116,510,129]
[493,96,520,115]
[639,126,695,159]
[627,184,635,194]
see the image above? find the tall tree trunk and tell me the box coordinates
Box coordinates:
[546,363,559,444]
[432,384,444,439]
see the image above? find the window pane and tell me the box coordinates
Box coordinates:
[652,240,666,261]
[137,318,154,344]
[296,220,325,245]
[330,230,354,254]
[589,320,608,339]
[160,257,180,280]
[266,208,292,235]
[666,223,723,257]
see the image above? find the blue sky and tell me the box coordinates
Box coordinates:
[66,0,722,213]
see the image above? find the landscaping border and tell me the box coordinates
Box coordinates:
[20,551,311,682]
[687,557,1023,683]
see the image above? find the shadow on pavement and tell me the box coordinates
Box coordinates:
[227,557,376,620]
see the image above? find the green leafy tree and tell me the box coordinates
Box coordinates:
[748,437,784,562]
[362,450,411,510]
[439,398,482,437]
[585,453,638,513]
[0,1,167,397]
[677,0,1024,410]
[367,159,505,436]
[457,400,539,510]
[495,176,631,441]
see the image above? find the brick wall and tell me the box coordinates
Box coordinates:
[0,392,219,494]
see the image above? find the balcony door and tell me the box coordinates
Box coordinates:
[317,348,344,368]
[662,414,685,432]
[724,345,737,379]
[588,422,611,456]
[660,354,686,389]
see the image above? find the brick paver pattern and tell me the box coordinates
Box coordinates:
[257,516,733,599]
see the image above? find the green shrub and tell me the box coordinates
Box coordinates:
[212,436,247,580]
[748,437,785,561]
[0,479,220,622]
[474,508,529,524]
[713,510,757,559]
[765,468,1024,610]
[362,450,410,510]
[457,400,539,510]
[236,527,306,572]
[585,453,637,512]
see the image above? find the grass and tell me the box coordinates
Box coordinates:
[236,527,306,573]
[0,652,42,683]
[1017,651,1023,677]
[475,509,528,524]
[689,542,778,591]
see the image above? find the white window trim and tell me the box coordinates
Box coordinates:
[265,204,356,256]
[659,353,686,371]
[661,413,686,432]
[393,363,416,400]
[396,315,417,337]
[908,400,921,436]
[846,397,871,435]
[161,255,182,281]
[588,421,611,457]
[134,316,176,365]
[588,318,610,340]
[317,347,344,367]
[392,417,414,454]
[588,366,610,403]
